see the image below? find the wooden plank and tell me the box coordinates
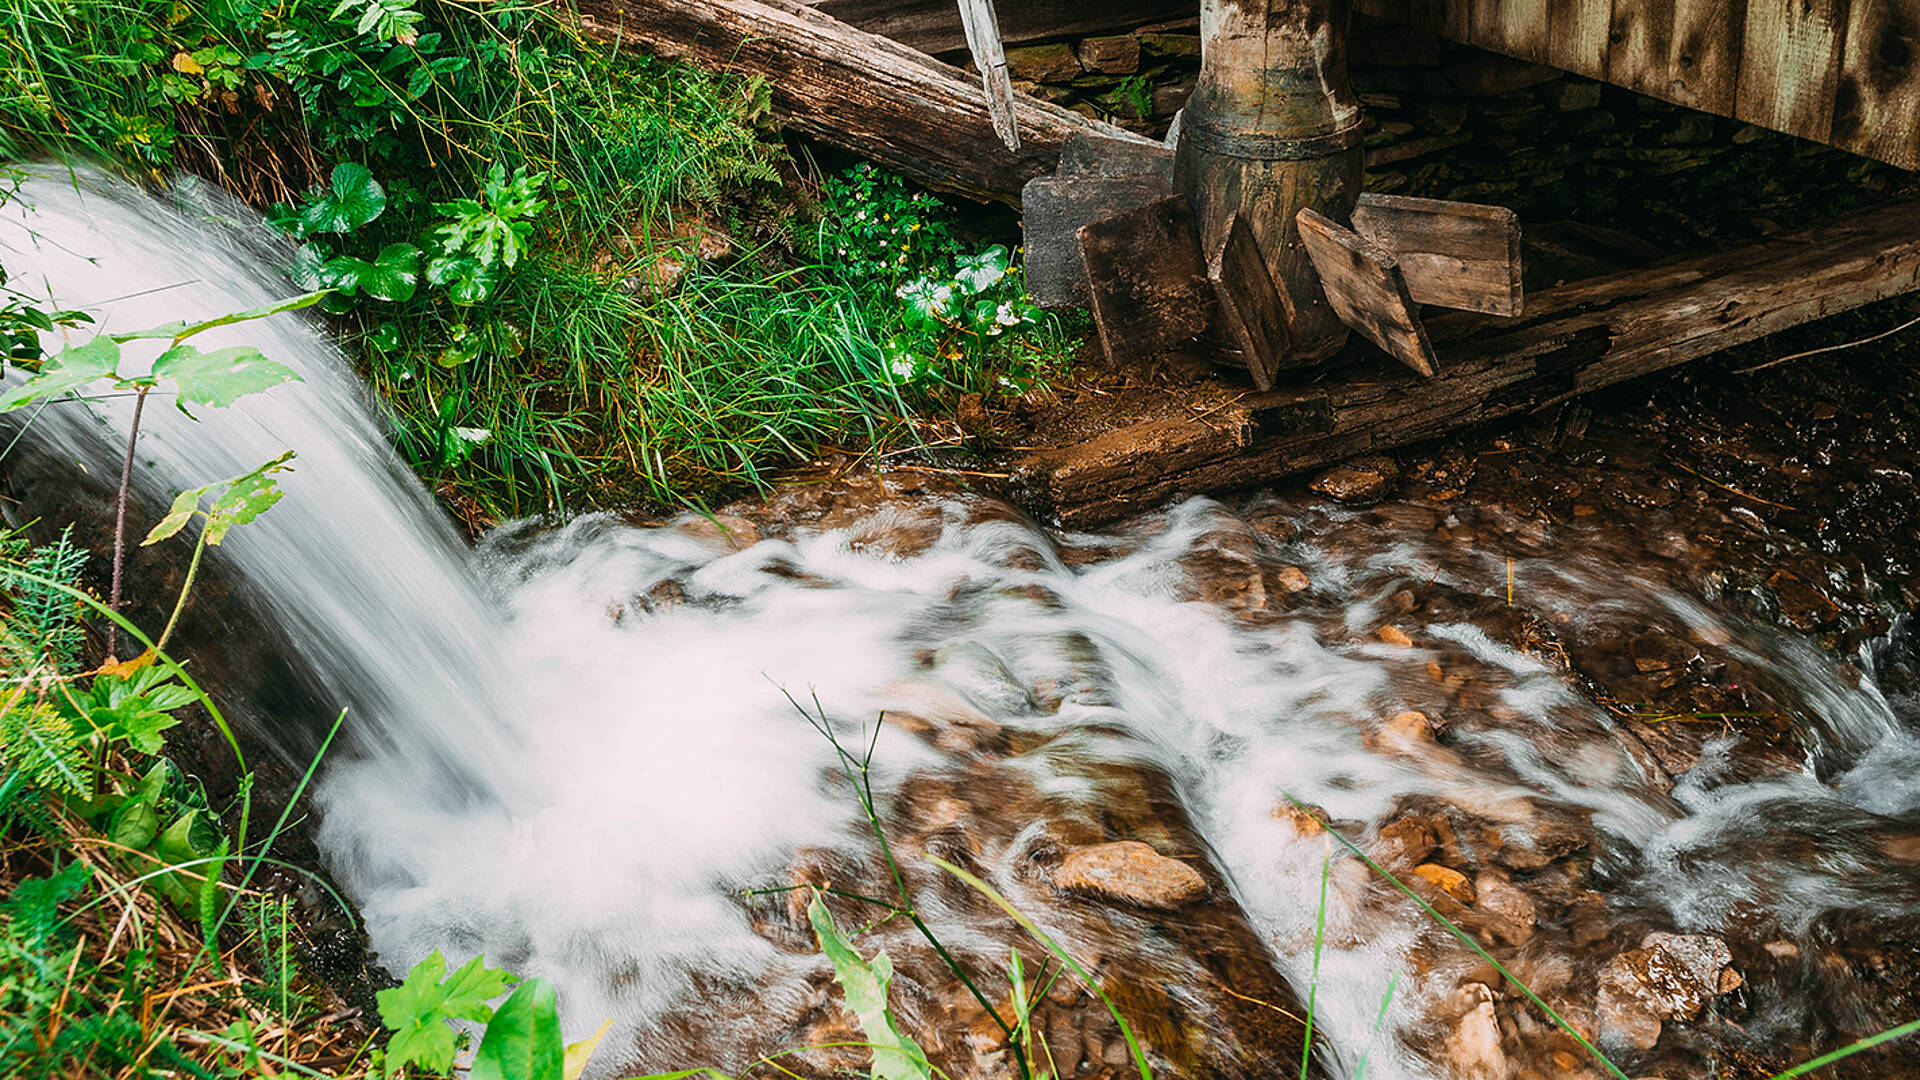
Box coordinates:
[956,0,1019,151]
[573,0,1157,204]
[1736,0,1852,142]
[1296,208,1440,377]
[1013,197,1920,527]
[1471,0,1552,64]
[1547,0,1615,74]
[1831,0,1920,167]
[1208,214,1294,392]
[1396,0,1472,39]
[806,0,1192,55]
[1022,174,1174,308]
[1079,196,1215,370]
[1351,193,1523,316]
[1608,0,1678,98]
[1057,131,1176,185]
[1667,0,1749,114]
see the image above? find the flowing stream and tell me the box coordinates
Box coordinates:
[4,168,1918,1079]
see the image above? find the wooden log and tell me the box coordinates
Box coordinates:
[1022,174,1174,308]
[1010,197,1920,527]
[573,0,1155,204]
[805,0,1193,56]
[1208,214,1294,391]
[1351,193,1522,316]
[1079,195,1216,370]
[1174,0,1365,366]
[1296,208,1440,377]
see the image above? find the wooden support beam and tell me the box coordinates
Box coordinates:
[1009,197,1920,527]
[1022,174,1172,307]
[573,0,1155,203]
[1297,208,1441,377]
[1351,193,1523,316]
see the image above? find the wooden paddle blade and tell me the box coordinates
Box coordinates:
[1351,192,1522,316]
[1296,207,1440,378]
[1022,173,1173,309]
[957,0,1020,151]
[1080,195,1215,370]
[1207,214,1294,391]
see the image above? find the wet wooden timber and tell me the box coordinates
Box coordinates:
[1007,197,1920,527]
[813,0,1920,172]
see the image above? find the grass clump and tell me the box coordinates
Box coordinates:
[0,0,1076,523]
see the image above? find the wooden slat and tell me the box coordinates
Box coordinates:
[1608,0,1678,98]
[1351,193,1523,316]
[1547,0,1616,74]
[1014,197,1920,528]
[1470,0,1553,63]
[1736,0,1853,142]
[1080,196,1216,369]
[1664,0,1749,113]
[1297,208,1441,377]
[1208,214,1294,391]
[956,0,1019,151]
[1831,0,1920,167]
[807,0,1192,55]
[1057,131,1176,185]
[1023,174,1174,308]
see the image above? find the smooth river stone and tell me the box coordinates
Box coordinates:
[1054,840,1207,910]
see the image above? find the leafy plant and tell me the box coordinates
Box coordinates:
[428,163,549,305]
[373,949,606,1079]
[807,889,932,1080]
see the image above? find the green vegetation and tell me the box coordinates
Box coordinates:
[0,0,1074,522]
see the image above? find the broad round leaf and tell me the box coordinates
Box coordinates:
[0,337,121,411]
[153,344,302,408]
[360,243,421,302]
[329,162,387,230]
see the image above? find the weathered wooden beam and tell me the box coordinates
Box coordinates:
[1080,195,1216,369]
[1023,174,1172,308]
[803,0,1194,55]
[1351,193,1523,316]
[572,0,1155,203]
[1009,197,1920,527]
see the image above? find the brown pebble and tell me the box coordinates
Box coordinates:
[1275,565,1311,592]
[1412,862,1475,902]
[1378,625,1415,647]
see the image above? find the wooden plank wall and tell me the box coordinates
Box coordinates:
[804,0,1192,56]
[1360,0,1920,170]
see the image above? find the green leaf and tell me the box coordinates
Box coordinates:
[2,861,90,947]
[363,243,420,302]
[158,808,221,862]
[289,243,333,291]
[143,452,295,547]
[295,162,387,235]
[953,246,1009,294]
[153,344,301,409]
[564,1018,613,1080]
[377,950,517,1075]
[806,890,931,1080]
[110,798,161,851]
[0,337,121,411]
[108,291,328,345]
[470,978,566,1080]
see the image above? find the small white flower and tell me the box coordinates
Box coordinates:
[453,426,492,446]
[889,357,915,379]
[994,302,1019,326]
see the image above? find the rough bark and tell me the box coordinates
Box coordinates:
[572,0,1154,203]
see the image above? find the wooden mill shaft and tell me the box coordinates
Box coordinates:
[1175,0,1364,365]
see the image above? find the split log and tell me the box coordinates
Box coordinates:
[1297,208,1440,377]
[1010,197,1920,527]
[574,0,1155,203]
[803,0,1195,56]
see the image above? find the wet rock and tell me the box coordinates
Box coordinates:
[1377,625,1416,647]
[1413,862,1475,902]
[1473,872,1538,945]
[1272,802,1326,838]
[1006,43,1080,83]
[1274,565,1311,593]
[674,511,762,551]
[1054,840,1207,910]
[1371,816,1439,870]
[1366,710,1436,755]
[1597,933,1740,1050]
[1450,984,1511,1080]
[1310,455,1400,505]
[1768,570,1840,630]
[1077,35,1140,74]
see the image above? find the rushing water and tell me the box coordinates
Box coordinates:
[5,169,1918,1079]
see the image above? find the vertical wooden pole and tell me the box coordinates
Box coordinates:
[1175,0,1365,365]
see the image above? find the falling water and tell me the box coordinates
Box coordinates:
[4,168,1917,1079]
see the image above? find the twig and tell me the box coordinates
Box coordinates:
[106,384,152,658]
[1670,459,1798,511]
[1734,313,1920,374]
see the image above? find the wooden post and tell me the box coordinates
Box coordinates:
[1174,0,1365,365]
